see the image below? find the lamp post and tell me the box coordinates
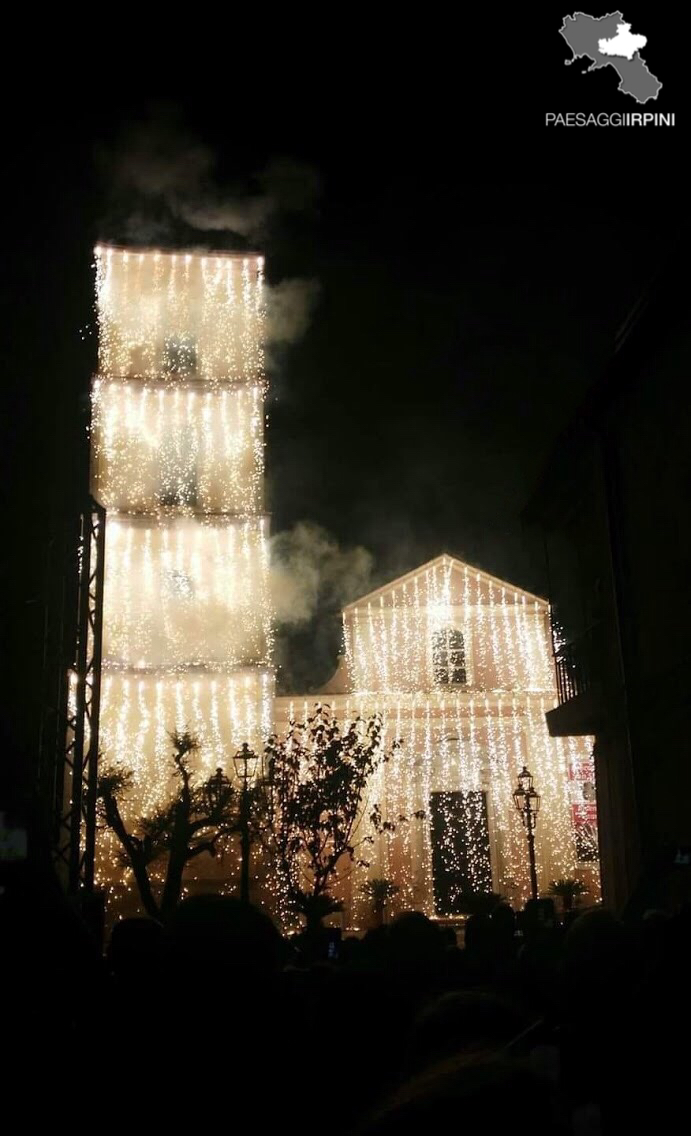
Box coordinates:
[232,743,260,904]
[513,766,541,902]
[205,767,232,814]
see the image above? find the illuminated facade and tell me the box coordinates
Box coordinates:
[275,555,601,923]
[90,245,600,919]
[91,245,273,893]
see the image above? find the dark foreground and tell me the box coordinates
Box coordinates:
[3,870,691,1135]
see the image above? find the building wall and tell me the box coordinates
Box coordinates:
[344,559,554,693]
[542,447,639,911]
[95,247,264,383]
[274,692,599,925]
[91,247,273,899]
[91,379,264,515]
[525,264,691,912]
[101,516,271,669]
[610,323,691,863]
[276,557,600,926]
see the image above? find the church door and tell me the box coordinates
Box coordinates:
[430,791,493,915]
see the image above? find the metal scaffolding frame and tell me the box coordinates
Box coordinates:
[43,498,106,893]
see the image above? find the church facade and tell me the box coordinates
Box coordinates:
[89,244,600,921]
[275,554,601,924]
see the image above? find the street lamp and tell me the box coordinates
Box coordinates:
[232,743,260,904]
[513,766,541,902]
[205,767,232,815]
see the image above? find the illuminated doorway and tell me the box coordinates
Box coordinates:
[430,790,493,915]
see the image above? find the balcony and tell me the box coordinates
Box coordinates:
[548,626,603,737]
[555,633,594,705]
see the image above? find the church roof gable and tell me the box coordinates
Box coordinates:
[343,553,547,611]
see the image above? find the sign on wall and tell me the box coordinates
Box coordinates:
[569,756,599,862]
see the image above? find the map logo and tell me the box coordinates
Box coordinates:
[559,12,661,103]
[545,12,674,126]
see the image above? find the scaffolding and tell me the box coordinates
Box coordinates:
[40,498,105,895]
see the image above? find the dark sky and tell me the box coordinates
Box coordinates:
[1,12,684,741]
[267,179,674,579]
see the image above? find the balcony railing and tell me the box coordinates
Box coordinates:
[554,627,599,706]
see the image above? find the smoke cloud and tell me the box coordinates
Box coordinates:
[104,110,213,200]
[265,278,321,346]
[99,104,321,241]
[98,105,322,348]
[270,522,373,626]
[270,523,375,694]
[177,157,322,236]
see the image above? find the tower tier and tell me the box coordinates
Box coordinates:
[102,514,271,671]
[91,377,265,515]
[95,246,264,383]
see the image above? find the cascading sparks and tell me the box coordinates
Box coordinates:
[92,246,600,923]
[92,245,273,903]
[279,555,601,922]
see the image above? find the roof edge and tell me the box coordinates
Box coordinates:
[343,553,547,610]
[95,242,264,260]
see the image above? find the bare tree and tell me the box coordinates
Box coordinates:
[260,705,421,929]
[97,731,239,920]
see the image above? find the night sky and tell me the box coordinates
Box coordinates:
[1,13,684,745]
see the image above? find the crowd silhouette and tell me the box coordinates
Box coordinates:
[5,821,690,1136]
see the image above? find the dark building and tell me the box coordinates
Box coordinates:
[523,235,691,912]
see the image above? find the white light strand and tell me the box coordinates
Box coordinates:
[304,555,604,921]
[93,246,274,905]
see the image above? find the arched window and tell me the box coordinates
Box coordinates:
[158,426,198,508]
[163,333,197,376]
[433,629,467,685]
[164,568,194,599]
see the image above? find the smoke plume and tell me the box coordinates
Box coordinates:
[98,105,321,348]
[265,279,321,346]
[270,522,373,625]
[270,523,374,694]
[99,104,321,241]
[177,157,322,235]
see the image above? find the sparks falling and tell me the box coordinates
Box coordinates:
[92,245,273,900]
[276,555,601,920]
[91,246,600,921]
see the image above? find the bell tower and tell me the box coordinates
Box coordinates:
[91,245,273,887]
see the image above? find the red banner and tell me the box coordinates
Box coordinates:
[569,756,599,862]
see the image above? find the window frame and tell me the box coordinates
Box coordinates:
[431,626,469,687]
[162,333,198,377]
[157,423,199,509]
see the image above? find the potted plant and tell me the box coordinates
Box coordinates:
[548,877,588,912]
[363,877,400,926]
[294,891,344,933]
